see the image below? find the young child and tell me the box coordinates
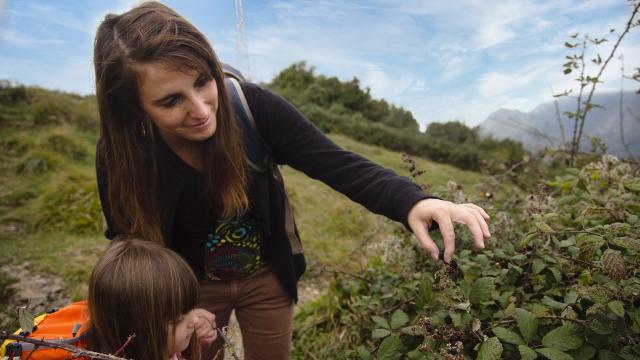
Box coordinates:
[88,238,216,360]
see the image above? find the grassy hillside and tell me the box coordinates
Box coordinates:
[0,84,487,324]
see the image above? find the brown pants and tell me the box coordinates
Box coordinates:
[198,269,294,360]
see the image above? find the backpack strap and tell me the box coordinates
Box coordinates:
[224,77,273,173]
[223,75,303,255]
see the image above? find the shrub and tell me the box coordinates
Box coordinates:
[293,155,640,359]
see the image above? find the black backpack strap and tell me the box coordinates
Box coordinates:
[223,76,303,255]
[224,77,273,172]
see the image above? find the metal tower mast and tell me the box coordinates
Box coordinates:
[234,0,251,80]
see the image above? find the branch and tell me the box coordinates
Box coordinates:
[0,332,129,360]
[575,2,640,162]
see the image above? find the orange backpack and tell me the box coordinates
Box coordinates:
[0,301,91,359]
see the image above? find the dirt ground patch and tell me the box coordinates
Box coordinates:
[0,263,71,329]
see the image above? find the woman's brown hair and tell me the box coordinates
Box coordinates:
[88,238,200,359]
[94,1,249,243]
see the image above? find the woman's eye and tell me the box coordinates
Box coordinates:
[162,96,180,107]
[195,75,208,88]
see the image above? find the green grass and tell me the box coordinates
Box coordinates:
[0,85,492,312]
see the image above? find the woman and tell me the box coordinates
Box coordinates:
[94,2,491,359]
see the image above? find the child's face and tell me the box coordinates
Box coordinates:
[168,309,198,355]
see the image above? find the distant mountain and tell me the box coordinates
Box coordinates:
[477,92,640,158]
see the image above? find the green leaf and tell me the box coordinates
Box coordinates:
[514,308,538,344]
[406,350,426,360]
[588,316,613,335]
[543,296,568,310]
[536,221,554,233]
[577,234,605,260]
[401,325,422,336]
[607,300,625,318]
[372,328,391,339]
[570,345,596,360]
[390,309,409,329]
[564,291,578,304]
[619,345,640,360]
[477,337,503,360]
[372,315,390,330]
[377,334,402,360]
[470,277,495,304]
[519,345,538,360]
[609,237,640,253]
[416,277,433,308]
[532,258,546,274]
[493,326,525,345]
[598,349,622,360]
[541,324,583,351]
[18,306,35,334]
[536,347,574,360]
[357,345,373,360]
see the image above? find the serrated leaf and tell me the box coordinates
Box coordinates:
[514,308,538,344]
[493,326,525,345]
[477,337,502,360]
[537,347,574,360]
[469,277,495,304]
[541,324,583,351]
[390,309,408,329]
[372,328,391,339]
[577,234,604,260]
[377,334,402,360]
[357,345,373,360]
[609,237,640,253]
[602,249,625,280]
[18,307,35,334]
[519,345,538,360]
[607,300,625,318]
[619,345,640,360]
[589,316,613,335]
[372,315,390,330]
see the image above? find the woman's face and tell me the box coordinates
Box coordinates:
[168,309,198,355]
[138,62,218,147]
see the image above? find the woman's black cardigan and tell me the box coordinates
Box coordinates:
[96,82,434,301]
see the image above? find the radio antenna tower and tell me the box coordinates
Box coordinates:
[234,0,251,80]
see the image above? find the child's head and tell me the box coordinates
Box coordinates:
[88,238,200,359]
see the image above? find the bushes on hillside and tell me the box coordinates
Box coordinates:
[267,63,526,173]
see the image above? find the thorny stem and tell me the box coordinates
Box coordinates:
[490,315,588,329]
[216,327,240,360]
[113,334,136,357]
[570,36,588,166]
[574,2,640,164]
[0,332,129,360]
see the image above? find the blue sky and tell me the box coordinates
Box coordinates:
[1,0,639,129]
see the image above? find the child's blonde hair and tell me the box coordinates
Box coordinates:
[88,238,200,359]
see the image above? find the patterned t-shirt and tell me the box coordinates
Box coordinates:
[164,139,265,281]
[203,209,265,280]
